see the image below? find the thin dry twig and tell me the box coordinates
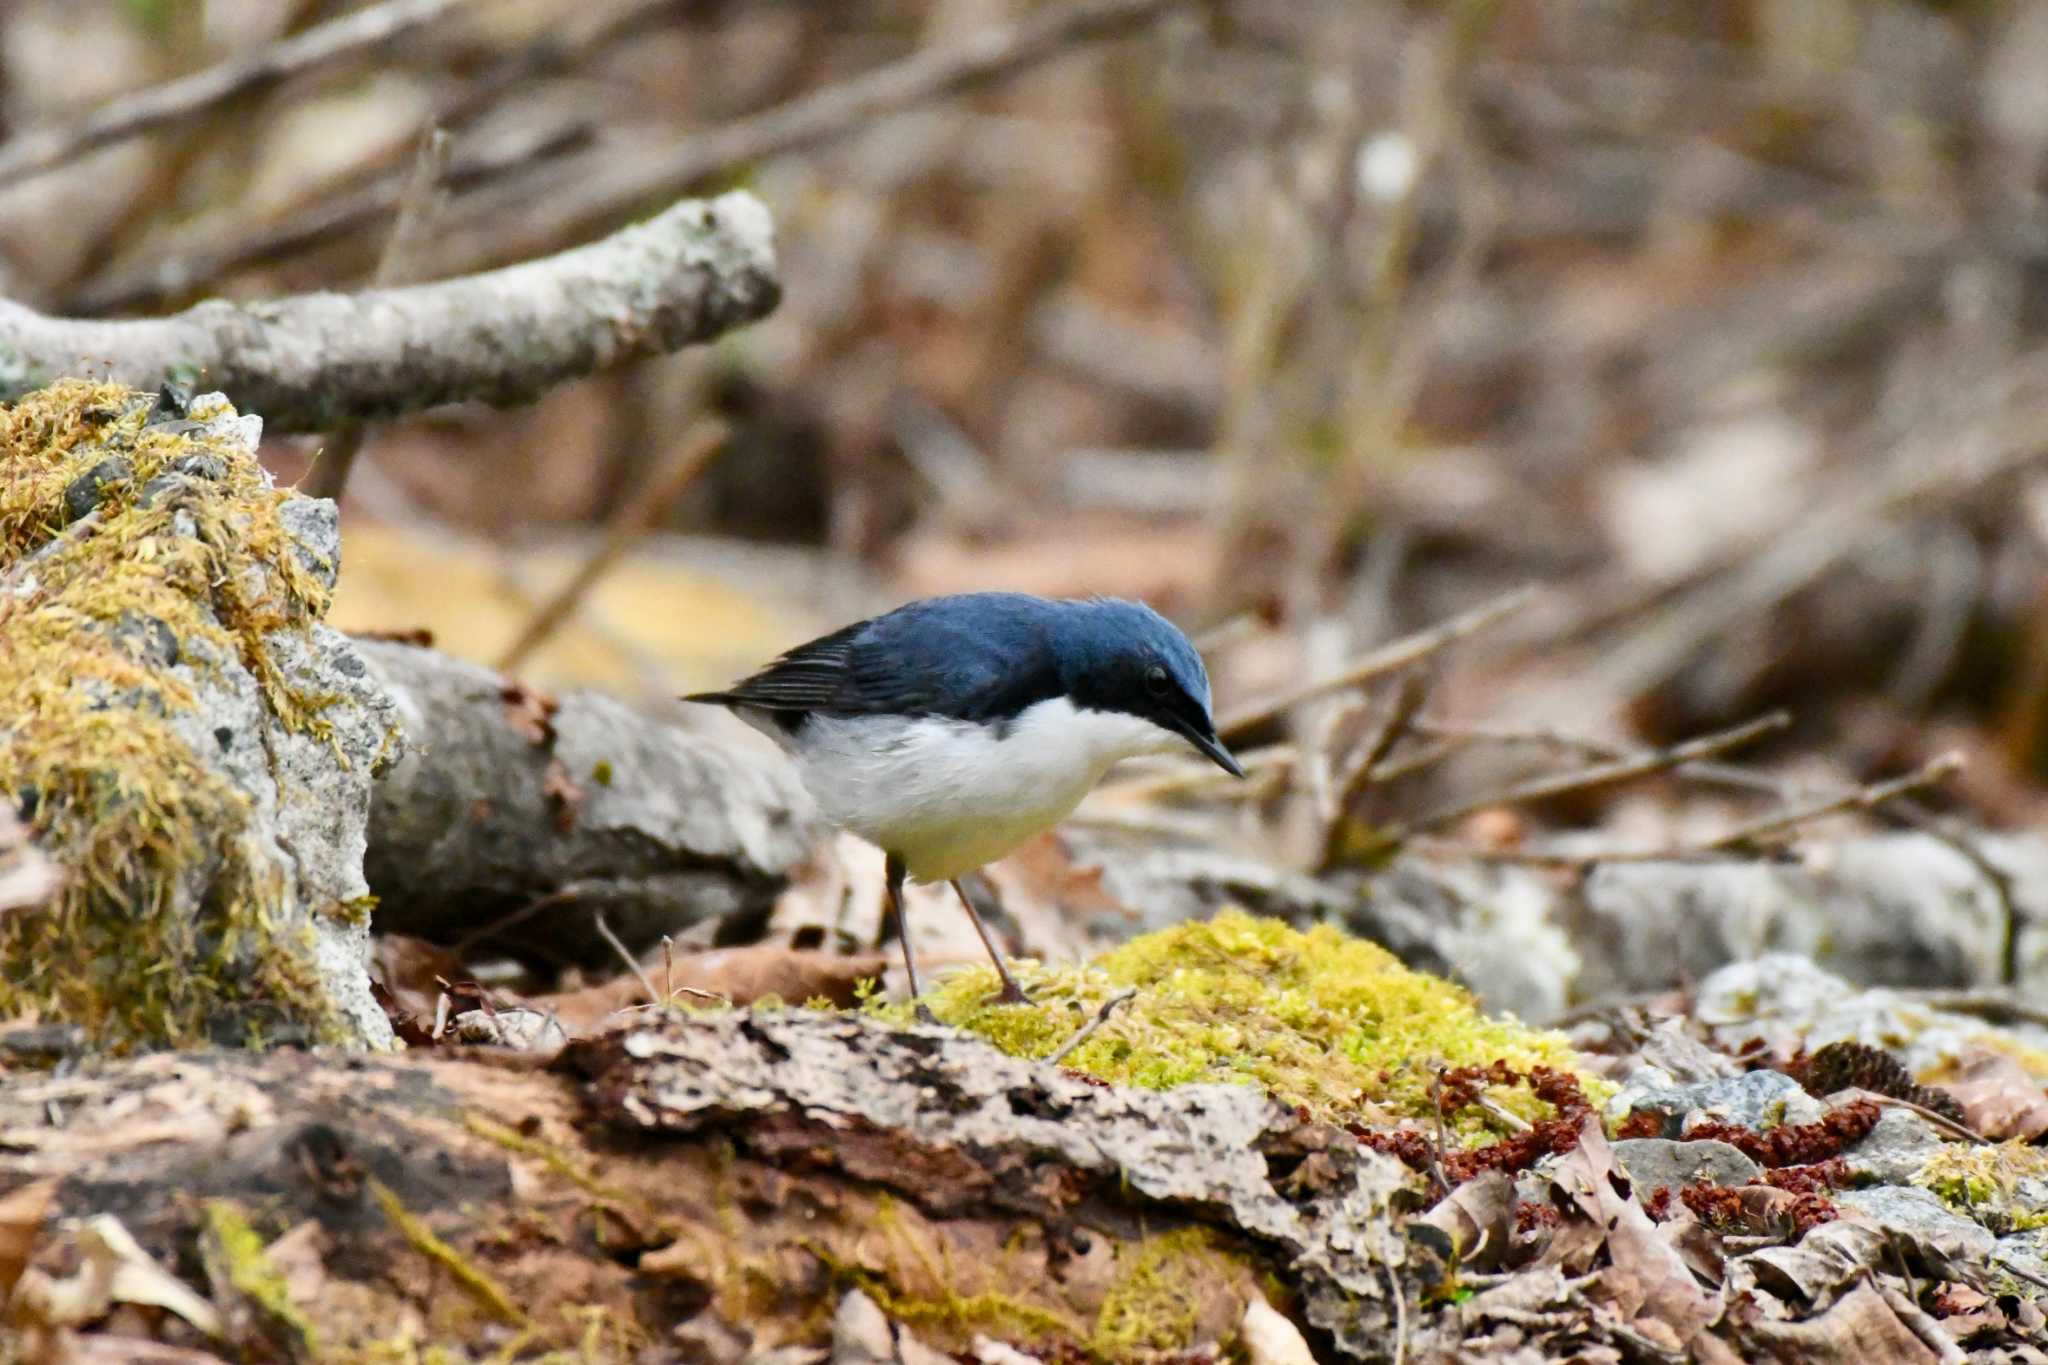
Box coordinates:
[1045,988,1138,1066]
[1408,749,1964,867]
[1218,585,1537,738]
[496,421,728,672]
[304,124,453,502]
[593,912,662,1011]
[0,0,477,190]
[1396,711,1790,838]
[1698,752,1964,851]
[452,0,1196,272]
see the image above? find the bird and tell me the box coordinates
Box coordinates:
[686,592,1244,1015]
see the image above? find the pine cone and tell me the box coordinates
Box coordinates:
[1793,1040,1968,1125]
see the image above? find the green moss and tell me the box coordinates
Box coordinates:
[204,1201,321,1355]
[1916,1144,2048,1233]
[370,1177,528,1327]
[0,380,366,1051]
[871,908,1600,1131]
[1089,1227,1226,1359]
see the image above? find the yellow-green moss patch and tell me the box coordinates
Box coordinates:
[205,1201,321,1355]
[1916,1143,2048,1233]
[870,908,1600,1131]
[1089,1226,1237,1360]
[0,380,356,1050]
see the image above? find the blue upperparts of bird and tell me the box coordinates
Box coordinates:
[686,591,1244,1011]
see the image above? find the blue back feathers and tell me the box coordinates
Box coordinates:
[690,591,1215,729]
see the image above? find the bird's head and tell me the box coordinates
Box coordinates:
[1054,599,1244,778]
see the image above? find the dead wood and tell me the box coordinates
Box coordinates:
[0,1010,1414,1362]
[0,191,778,431]
[358,639,819,966]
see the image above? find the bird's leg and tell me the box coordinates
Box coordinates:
[950,877,1033,1005]
[886,853,938,1025]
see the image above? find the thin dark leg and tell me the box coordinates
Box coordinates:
[886,853,938,1025]
[951,877,1032,1005]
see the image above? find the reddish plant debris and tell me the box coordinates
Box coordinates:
[1757,1159,1850,1195]
[1614,1109,1665,1140]
[1643,1185,1674,1220]
[1784,1191,1838,1234]
[1680,1182,1745,1227]
[1357,1127,1434,1172]
[1515,1200,1561,1232]
[1686,1099,1881,1168]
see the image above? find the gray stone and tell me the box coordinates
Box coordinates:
[1842,1107,1946,1184]
[1612,1138,1762,1192]
[1837,1185,1996,1265]
[1623,1069,1824,1137]
[4,389,399,1048]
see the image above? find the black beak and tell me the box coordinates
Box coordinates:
[1176,718,1245,778]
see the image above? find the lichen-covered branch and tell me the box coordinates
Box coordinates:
[0,191,778,431]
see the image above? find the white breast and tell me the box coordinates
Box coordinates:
[763,697,1180,882]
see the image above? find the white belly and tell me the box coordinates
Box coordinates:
[763,697,1179,881]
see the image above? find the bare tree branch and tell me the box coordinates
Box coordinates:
[0,0,478,191]
[0,191,778,431]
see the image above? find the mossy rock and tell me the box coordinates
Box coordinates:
[869,907,1602,1133]
[1,380,399,1051]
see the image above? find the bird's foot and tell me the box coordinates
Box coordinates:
[989,982,1034,1007]
[914,1002,940,1026]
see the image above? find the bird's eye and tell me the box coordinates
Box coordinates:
[1144,664,1170,696]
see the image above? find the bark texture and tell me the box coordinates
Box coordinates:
[0,192,778,431]
[359,638,820,965]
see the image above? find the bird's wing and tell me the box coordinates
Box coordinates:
[686,599,1054,719]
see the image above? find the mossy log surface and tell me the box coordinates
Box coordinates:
[0,1011,1415,1363]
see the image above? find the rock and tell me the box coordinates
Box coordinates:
[1241,1294,1317,1365]
[0,382,399,1049]
[969,1341,1040,1365]
[1693,954,2048,1079]
[829,1289,893,1365]
[1842,1107,1946,1184]
[1622,1070,1825,1137]
[1836,1186,1997,1267]
[1612,1138,1763,1191]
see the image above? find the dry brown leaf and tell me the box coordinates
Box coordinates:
[1542,1117,1718,1349]
[1734,1219,1887,1307]
[368,934,466,1021]
[541,944,893,1031]
[1932,1047,2048,1142]
[0,1178,54,1297]
[1726,1279,1945,1364]
[1421,1168,1515,1271]
[12,1215,222,1336]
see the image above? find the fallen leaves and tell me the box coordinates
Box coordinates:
[1931,1047,2048,1142]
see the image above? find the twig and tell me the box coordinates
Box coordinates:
[1218,586,1537,739]
[0,191,778,431]
[1317,675,1428,872]
[1406,750,1964,868]
[68,122,594,318]
[1885,797,2025,989]
[1045,988,1138,1066]
[1386,1257,1409,1365]
[0,0,477,190]
[1395,712,1789,838]
[444,0,1196,273]
[304,125,452,501]
[496,421,727,672]
[1696,752,1963,851]
[593,913,662,1012]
